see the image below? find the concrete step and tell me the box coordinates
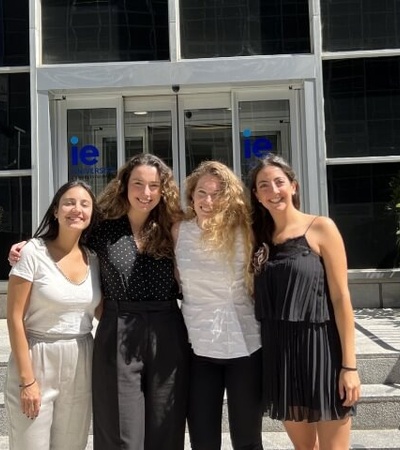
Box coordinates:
[0,382,398,437]
[0,429,398,450]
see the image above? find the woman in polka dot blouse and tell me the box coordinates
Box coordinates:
[89,154,190,450]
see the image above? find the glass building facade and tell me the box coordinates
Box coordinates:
[0,0,399,306]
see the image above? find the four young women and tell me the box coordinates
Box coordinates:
[7,152,360,450]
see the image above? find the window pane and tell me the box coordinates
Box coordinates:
[180,0,310,58]
[238,100,291,184]
[328,163,400,269]
[0,0,29,66]
[0,177,31,280]
[323,57,400,158]
[0,74,31,170]
[67,108,117,196]
[321,0,400,52]
[42,0,169,64]
[184,108,232,175]
[124,110,173,169]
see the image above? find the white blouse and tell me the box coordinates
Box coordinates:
[175,220,261,359]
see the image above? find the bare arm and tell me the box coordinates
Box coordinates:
[171,222,182,291]
[314,217,361,406]
[7,275,41,418]
[94,297,104,320]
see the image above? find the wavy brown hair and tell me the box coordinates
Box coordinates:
[184,160,254,292]
[97,153,183,259]
[248,153,300,273]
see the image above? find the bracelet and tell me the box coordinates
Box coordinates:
[19,379,36,389]
[341,365,357,371]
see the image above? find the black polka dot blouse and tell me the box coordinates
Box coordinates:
[88,216,179,302]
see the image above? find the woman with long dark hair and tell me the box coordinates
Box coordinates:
[249,154,360,450]
[5,180,102,450]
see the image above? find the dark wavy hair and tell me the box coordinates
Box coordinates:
[97,153,183,259]
[33,180,100,246]
[248,154,300,272]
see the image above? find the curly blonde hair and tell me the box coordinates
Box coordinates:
[97,153,183,259]
[184,161,254,292]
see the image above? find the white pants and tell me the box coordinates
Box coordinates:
[5,333,93,450]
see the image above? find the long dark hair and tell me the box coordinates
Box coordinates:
[248,154,300,271]
[97,153,183,258]
[33,180,100,246]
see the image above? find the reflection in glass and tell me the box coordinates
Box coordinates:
[67,109,117,196]
[238,100,290,184]
[327,163,400,269]
[321,0,400,52]
[180,0,310,58]
[124,110,173,169]
[324,57,400,158]
[0,176,31,280]
[42,0,169,64]
[0,74,31,170]
[0,0,29,66]
[184,109,232,175]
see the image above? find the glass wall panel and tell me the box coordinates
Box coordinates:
[67,108,117,196]
[324,57,400,158]
[0,74,31,170]
[0,177,31,280]
[0,0,29,66]
[180,0,310,58]
[321,0,400,52]
[42,0,169,64]
[184,108,232,175]
[238,99,290,184]
[124,110,173,169]
[328,163,400,269]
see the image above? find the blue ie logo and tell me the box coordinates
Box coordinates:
[70,136,99,166]
[242,129,272,159]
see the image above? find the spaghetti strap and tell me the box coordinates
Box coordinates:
[304,216,319,237]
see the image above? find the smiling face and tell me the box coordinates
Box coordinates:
[254,165,297,214]
[192,174,221,226]
[54,186,93,232]
[127,164,162,215]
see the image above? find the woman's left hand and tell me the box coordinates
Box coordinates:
[339,369,361,407]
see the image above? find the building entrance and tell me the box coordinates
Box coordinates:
[57,88,300,196]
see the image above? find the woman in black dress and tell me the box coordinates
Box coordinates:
[90,154,190,450]
[249,154,360,450]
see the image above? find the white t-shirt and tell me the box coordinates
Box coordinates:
[9,238,102,336]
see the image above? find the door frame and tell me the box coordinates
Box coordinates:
[56,86,304,203]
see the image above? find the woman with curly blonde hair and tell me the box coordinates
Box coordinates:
[90,153,190,450]
[172,160,264,450]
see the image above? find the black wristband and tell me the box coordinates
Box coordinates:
[341,365,357,371]
[19,379,36,388]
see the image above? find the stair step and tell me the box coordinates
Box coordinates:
[0,429,399,450]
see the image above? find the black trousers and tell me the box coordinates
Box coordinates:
[92,301,190,450]
[188,349,264,450]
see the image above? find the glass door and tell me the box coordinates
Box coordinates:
[57,97,121,196]
[59,89,301,197]
[124,94,233,188]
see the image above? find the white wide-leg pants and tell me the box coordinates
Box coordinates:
[5,333,93,450]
